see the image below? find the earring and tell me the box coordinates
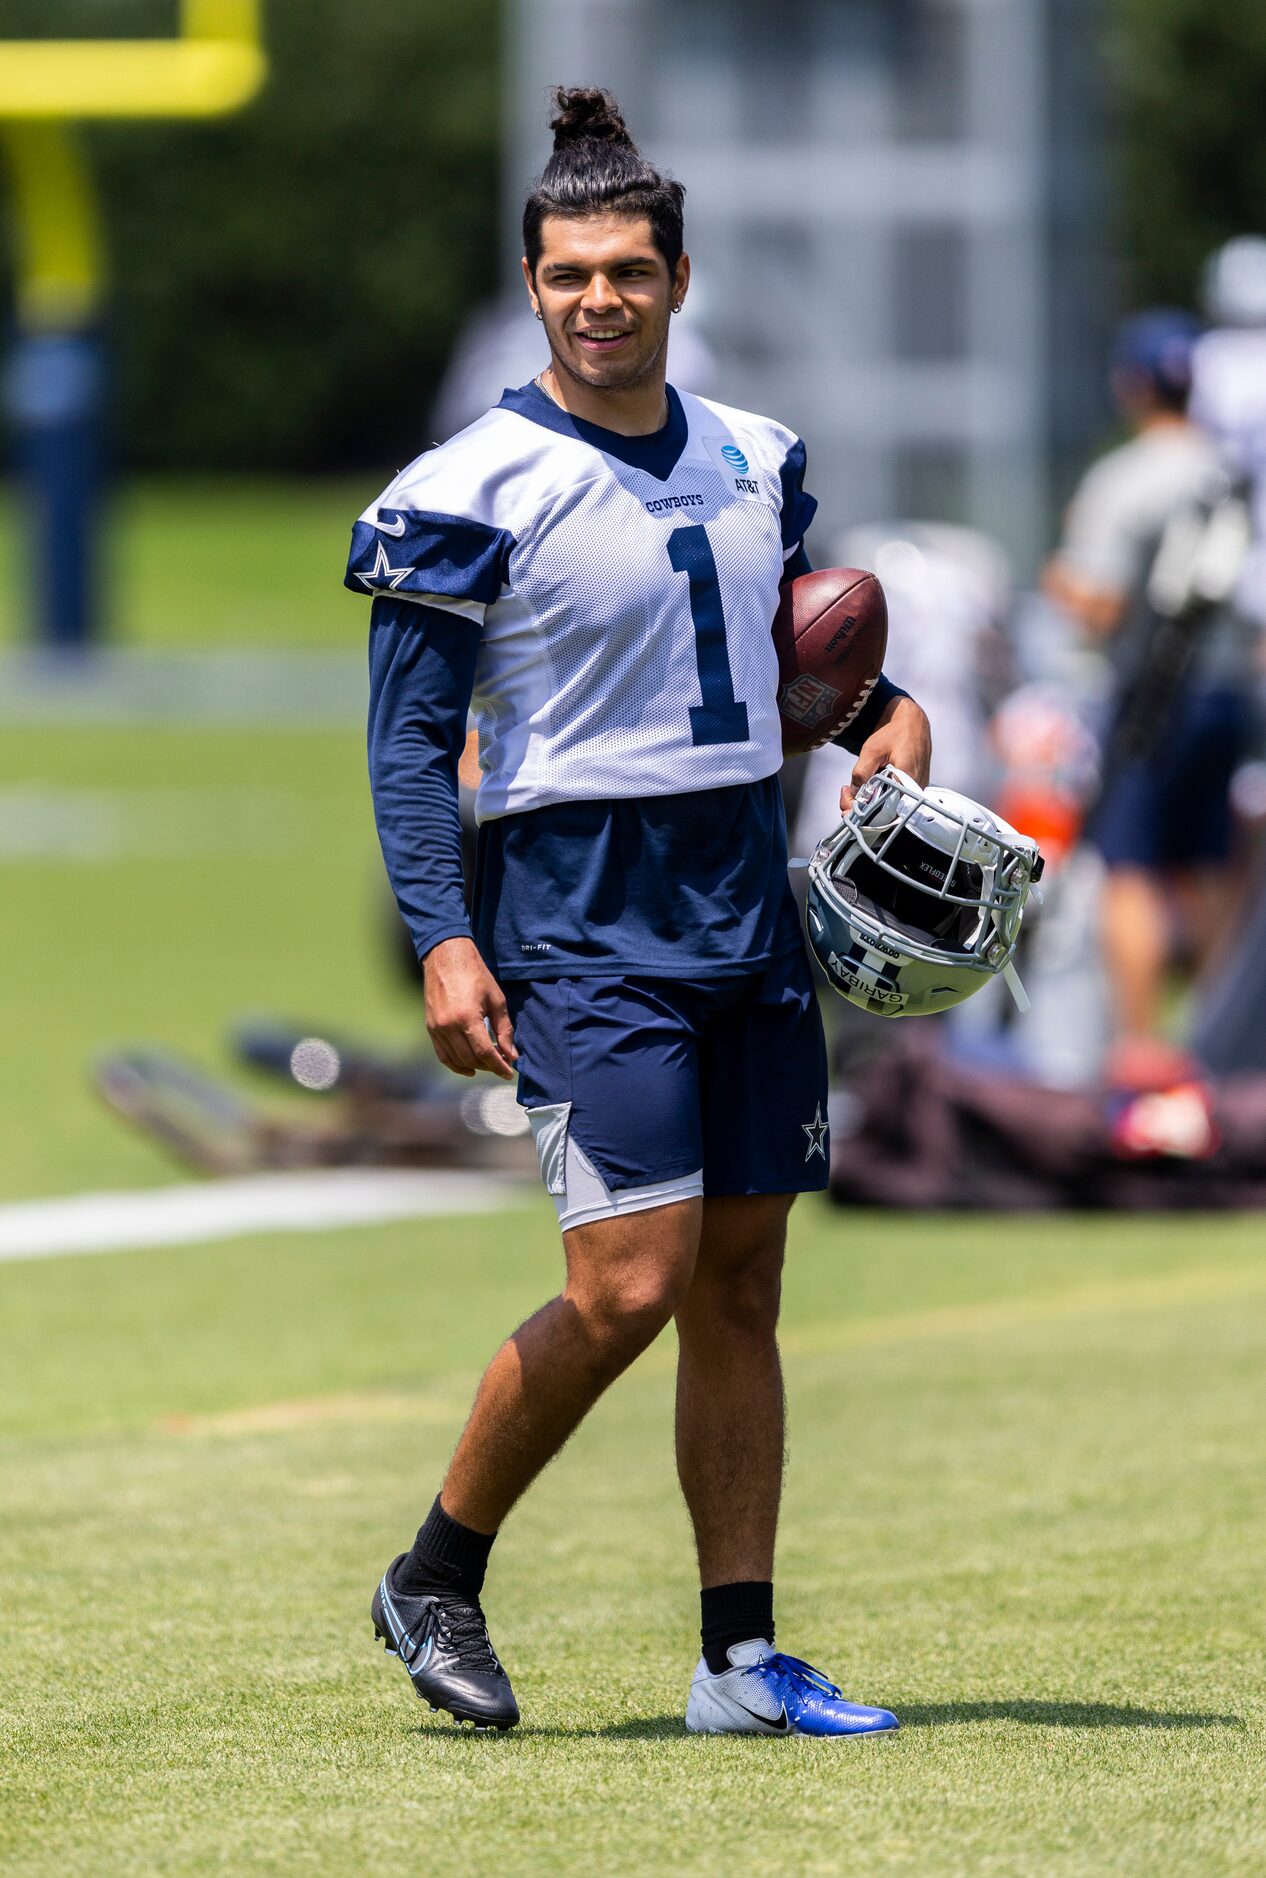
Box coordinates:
[671,303,681,314]
[534,308,543,321]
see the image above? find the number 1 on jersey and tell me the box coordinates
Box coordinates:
[668,524,751,747]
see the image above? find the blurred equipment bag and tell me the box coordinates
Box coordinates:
[829,1036,1266,1210]
[805,766,1043,1018]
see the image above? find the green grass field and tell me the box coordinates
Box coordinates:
[0,718,415,1198]
[3,1208,1266,1875]
[0,478,366,650]
[0,475,415,1199]
[2,481,1265,1873]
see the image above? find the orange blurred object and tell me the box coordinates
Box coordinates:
[994,785,1084,868]
[990,684,1100,871]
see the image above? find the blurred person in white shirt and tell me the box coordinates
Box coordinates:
[792,522,1007,857]
[1043,309,1258,1075]
[1191,235,1266,628]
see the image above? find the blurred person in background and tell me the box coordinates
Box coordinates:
[1042,309,1258,1077]
[1192,235,1266,631]
[1186,241,1266,1075]
[792,521,1009,860]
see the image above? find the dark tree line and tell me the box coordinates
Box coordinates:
[1,1,1261,469]
[0,0,500,471]
[1106,0,1266,310]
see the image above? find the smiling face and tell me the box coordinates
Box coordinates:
[523,212,689,397]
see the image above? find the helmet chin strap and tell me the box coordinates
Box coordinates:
[1002,960,1030,1013]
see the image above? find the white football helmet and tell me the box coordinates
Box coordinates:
[805,767,1043,1018]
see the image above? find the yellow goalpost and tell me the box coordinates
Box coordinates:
[0,0,266,119]
[0,2,268,643]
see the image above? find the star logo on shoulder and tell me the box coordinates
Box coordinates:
[355,541,412,590]
[802,1103,828,1162]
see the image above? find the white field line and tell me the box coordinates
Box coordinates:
[0,1168,528,1262]
[0,783,307,862]
[0,648,365,728]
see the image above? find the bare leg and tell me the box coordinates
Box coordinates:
[1173,862,1241,979]
[674,1193,793,1586]
[1101,865,1170,1041]
[440,1198,702,1533]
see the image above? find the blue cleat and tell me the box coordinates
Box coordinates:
[686,1639,899,1737]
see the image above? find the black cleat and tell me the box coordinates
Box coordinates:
[370,1555,519,1732]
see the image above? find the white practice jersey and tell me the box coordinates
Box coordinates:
[1192,327,1266,626]
[346,382,815,820]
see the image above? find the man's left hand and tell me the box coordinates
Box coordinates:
[840,695,932,813]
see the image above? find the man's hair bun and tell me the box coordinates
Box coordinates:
[523,86,685,277]
[549,87,635,151]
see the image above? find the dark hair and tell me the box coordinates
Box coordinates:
[522,87,685,277]
[1111,308,1199,415]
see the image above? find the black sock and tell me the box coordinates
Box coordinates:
[394,1495,497,1601]
[701,1580,775,1673]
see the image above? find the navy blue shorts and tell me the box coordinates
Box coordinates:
[507,946,829,1231]
[1091,687,1249,870]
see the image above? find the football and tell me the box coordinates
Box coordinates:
[772,567,888,755]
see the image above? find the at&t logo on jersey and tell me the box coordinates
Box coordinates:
[704,436,762,497]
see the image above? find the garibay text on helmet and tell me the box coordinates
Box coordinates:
[805,767,1044,1019]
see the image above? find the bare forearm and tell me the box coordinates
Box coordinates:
[1042,559,1126,638]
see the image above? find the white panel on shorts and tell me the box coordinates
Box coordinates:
[526,1100,703,1230]
[525,1101,571,1196]
[556,1133,704,1232]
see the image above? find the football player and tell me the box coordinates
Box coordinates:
[347,87,930,1737]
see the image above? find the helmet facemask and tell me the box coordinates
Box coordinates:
[806,767,1043,1018]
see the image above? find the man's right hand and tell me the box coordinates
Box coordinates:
[422,937,519,1081]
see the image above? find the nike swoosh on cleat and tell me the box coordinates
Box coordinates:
[379,1580,409,1647]
[735,1700,789,1731]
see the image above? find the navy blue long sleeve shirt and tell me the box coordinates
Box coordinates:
[368,596,478,960]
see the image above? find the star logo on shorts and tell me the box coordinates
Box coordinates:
[802,1103,828,1162]
[355,542,412,590]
